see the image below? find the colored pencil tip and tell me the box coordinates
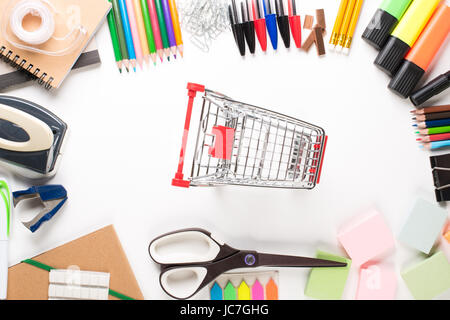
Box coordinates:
[167,57,170,62]
[415,131,420,134]
[119,68,122,74]
[133,67,136,72]
[154,62,156,66]
[412,124,417,127]
[416,138,422,141]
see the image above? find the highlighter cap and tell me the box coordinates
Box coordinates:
[362,9,398,50]
[410,71,450,106]
[388,60,425,98]
[374,36,410,77]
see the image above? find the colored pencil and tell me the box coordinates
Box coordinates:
[329,0,348,46]
[337,0,356,47]
[140,0,158,64]
[133,0,151,65]
[415,119,450,129]
[169,0,183,57]
[125,0,144,68]
[417,133,450,143]
[112,0,130,72]
[147,0,165,62]
[421,140,450,151]
[161,0,177,58]
[411,104,450,115]
[413,111,450,122]
[118,0,137,71]
[106,2,123,72]
[155,0,172,60]
[416,126,450,135]
[343,0,363,51]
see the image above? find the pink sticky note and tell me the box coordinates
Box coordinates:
[356,263,397,300]
[251,280,265,300]
[338,209,395,265]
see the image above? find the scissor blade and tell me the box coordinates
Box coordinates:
[258,253,347,268]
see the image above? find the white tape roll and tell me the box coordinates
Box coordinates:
[9,0,55,45]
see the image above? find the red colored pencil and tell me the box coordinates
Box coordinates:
[417,132,450,143]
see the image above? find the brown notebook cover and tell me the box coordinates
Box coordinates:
[0,0,111,89]
[7,225,144,300]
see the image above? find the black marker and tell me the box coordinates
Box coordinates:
[410,71,450,107]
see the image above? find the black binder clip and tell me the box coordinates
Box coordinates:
[430,153,450,202]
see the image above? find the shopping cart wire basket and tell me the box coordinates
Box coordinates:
[172,83,328,189]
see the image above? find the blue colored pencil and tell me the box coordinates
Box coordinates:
[421,140,450,151]
[118,0,137,71]
[415,118,450,129]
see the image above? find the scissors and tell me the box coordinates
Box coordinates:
[148,228,347,300]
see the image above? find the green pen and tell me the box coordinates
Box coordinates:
[362,0,413,50]
[154,0,171,60]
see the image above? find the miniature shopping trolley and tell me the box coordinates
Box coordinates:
[172,83,328,189]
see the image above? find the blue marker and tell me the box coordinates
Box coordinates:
[118,0,137,72]
[263,0,278,50]
[210,282,223,300]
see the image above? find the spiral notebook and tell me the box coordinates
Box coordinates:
[0,0,111,90]
[0,39,101,91]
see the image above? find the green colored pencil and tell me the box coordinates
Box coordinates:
[154,0,171,60]
[140,0,157,65]
[417,126,450,135]
[106,5,122,72]
[111,0,130,72]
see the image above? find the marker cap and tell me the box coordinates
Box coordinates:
[388,60,424,98]
[362,9,398,50]
[374,36,410,77]
[410,71,450,107]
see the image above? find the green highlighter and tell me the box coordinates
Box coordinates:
[362,0,412,50]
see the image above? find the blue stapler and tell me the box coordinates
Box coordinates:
[13,185,68,233]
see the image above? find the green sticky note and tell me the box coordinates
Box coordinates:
[402,252,450,300]
[305,250,352,300]
[224,281,237,300]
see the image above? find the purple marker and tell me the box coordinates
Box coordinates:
[161,0,177,58]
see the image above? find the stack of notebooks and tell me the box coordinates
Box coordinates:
[0,0,112,91]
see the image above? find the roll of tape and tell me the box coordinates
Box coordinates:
[9,0,55,45]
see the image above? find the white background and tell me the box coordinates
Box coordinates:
[2,0,450,300]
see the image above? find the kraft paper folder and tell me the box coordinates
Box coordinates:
[7,225,144,300]
[0,0,111,89]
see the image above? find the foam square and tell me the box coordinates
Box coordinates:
[356,263,397,300]
[399,199,447,254]
[338,209,395,265]
[402,251,450,300]
[304,251,352,300]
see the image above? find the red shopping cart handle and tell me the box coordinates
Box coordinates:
[172,83,206,188]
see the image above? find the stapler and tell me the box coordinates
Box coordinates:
[0,95,67,179]
[13,185,68,233]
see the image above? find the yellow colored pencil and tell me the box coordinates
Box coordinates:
[329,0,349,46]
[344,0,364,50]
[337,0,356,47]
[133,0,150,65]
[169,0,183,57]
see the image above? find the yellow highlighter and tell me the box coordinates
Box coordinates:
[374,0,441,77]
[329,0,349,46]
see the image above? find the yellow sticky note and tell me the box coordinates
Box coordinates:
[238,281,251,300]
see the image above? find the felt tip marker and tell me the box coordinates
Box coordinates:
[410,71,450,107]
[263,0,278,50]
[275,0,290,49]
[362,0,412,50]
[389,3,450,98]
[229,0,246,56]
[374,0,440,77]
[288,0,301,48]
[253,0,267,51]
[0,179,11,300]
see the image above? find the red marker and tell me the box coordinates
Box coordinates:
[288,0,301,48]
[253,0,267,51]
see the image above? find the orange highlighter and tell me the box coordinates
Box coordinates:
[389,2,450,98]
